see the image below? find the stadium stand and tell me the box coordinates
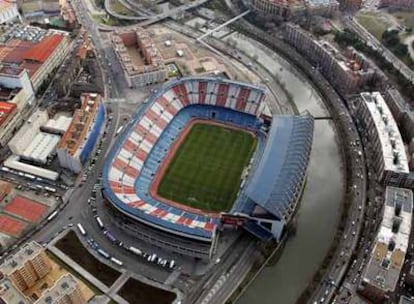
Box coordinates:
[102,77,314,248]
[234,115,314,240]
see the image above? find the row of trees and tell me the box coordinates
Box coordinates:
[334,29,414,97]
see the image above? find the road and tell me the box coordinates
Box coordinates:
[344,16,414,85]
[104,0,211,26]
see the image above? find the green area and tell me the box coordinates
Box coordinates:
[109,0,136,16]
[92,14,132,26]
[382,29,409,59]
[335,29,414,97]
[392,11,414,29]
[356,12,390,40]
[158,123,256,212]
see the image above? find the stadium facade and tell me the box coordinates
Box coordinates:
[102,77,314,256]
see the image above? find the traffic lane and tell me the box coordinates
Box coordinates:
[31,103,119,243]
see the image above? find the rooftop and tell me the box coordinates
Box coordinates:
[21,132,60,164]
[305,0,338,6]
[111,27,166,76]
[361,92,409,173]
[0,277,28,304]
[24,34,64,63]
[0,101,15,127]
[58,93,101,156]
[362,187,413,293]
[34,274,79,304]
[0,27,67,78]
[0,241,44,275]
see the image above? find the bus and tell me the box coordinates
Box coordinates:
[104,231,117,243]
[47,211,58,221]
[116,126,123,136]
[97,248,110,259]
[110,257,123,266]
[44,186,56,193]
[169,260,176,269]
[24,173,35,180]
[129,246,142,256]
[77,223,86,236]
[95,216,104,229]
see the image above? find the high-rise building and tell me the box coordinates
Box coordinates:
[0,242,51,291]
[352,92,409,187]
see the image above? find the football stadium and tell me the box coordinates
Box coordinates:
[102,77,314,254]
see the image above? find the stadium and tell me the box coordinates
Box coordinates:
[102,77,314,255]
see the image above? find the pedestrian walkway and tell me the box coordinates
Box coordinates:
[164,269,181,286]
[47,245,128,304]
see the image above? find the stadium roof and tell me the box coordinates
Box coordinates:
[245,115,314,221]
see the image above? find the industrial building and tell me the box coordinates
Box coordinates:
[0,25,70,91]
[35,274,86,304]
[283,24,377,95]
[8,110,65,164]
[359,187,413,302]
[0,241,51,292]
[57,93,104,173]
[111,27,168,88]
[245,0,339,19]
[352,92,409,187]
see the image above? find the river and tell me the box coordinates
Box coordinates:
[230,34,345,304]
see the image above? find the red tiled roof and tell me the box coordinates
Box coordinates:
[4,196,47,223]
[0,214,26,237]
[20,61,41,77]
[0,40,35,64]
[0,102,16,126]
[23,34,64,63]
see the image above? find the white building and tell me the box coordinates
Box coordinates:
[359,187,413,301]
[8,110,48,156]
[0,1,21,24]
[353,92,409,186]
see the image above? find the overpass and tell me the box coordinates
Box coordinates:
[104,0,211,25]
[197,10,251,41]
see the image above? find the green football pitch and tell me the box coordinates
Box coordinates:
[157,123,257,212]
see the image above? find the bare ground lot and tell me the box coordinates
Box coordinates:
[118,277,176,304]
[55,230,121,287]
